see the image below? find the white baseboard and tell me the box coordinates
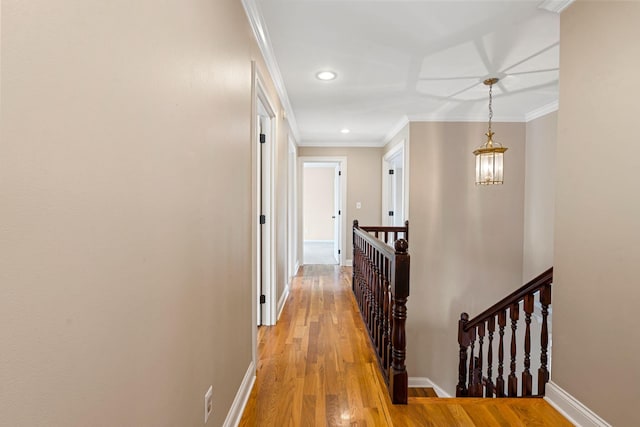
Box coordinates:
[408,377,451,398]
[222,361,256,427]
[344,259,352,266]
[277,284,290,320]
[544,381,611,427]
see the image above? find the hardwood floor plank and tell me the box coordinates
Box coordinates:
[239,265,571,426]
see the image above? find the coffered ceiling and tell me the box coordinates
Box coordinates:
[246,0,569,146]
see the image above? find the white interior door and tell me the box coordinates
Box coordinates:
[333,165,341,262]
[383,145,405,226]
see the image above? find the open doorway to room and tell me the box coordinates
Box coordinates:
[302,163,340,264]
[299,157,346,266]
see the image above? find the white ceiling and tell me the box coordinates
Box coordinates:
[251,0,565,146]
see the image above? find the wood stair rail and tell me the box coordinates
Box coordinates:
[457,267,553,398]
[352,220,410,404]
[359,220,409,246]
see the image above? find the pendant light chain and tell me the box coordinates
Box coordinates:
[488,81,493,135]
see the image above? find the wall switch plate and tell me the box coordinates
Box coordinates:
[356,202,362,209]
[204,386,213,423]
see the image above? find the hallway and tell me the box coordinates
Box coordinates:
[239,265,571,426]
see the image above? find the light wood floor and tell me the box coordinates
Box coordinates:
[239,265,572,426]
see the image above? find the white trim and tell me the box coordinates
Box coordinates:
[383,116,410,145]
[297,140,385,148]
[538,0,575,14]
[241,0,300,142]
[222,362,256,427]
[277,284,290,320]
[408,377,452,398]
[344,259,353,267]
[303,239,334,243]
[525,100,559,122]
[544,381,611,427]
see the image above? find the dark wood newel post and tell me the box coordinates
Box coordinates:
[390,238,409,404]
[457,312,470,397]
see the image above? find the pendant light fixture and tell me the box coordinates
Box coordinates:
[473,78,508,185]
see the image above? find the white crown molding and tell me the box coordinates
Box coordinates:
[538,0,575,14]
[241,0,301,143]
[525,100,559,122]
[407,114,525,123]
[408,377,452,398]
[383,116,410,146]
[298,140,385,148]
[544,381,612,427]
[222,361,256,427]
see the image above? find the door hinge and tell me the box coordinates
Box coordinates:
[338,249,341,255]
[260,295,266,304]
[260,214,266,224]
[338,171,342,176]
[388,211,394,216]
[259,133,266,144]
[338,210,341,215]
[389,169,394,175]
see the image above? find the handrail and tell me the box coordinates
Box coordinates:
[464,268,553,331]
[352,220,410,404]
[358,220,409,245]
[457,267,553,399]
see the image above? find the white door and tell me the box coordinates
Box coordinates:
[383,145,405,226]
[333,165,341,262]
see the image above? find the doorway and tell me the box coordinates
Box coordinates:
[253,69,276,328]
[382,142,406,226]
[299,157,346,266]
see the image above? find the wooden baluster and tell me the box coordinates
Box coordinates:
[486,316,495,397]
[378,257,389,358]
[538,284,551,395]
[508,303,519,397]
[371,252,379,345]
[522,294,534,396]
[476,323,485,397]
[496,309,506,397]
[384,231,389,244]
[387,292,394,372]
[456,312,470,397]
[404,220,409,243]
[382,272,391,369]
[468,329,476,395]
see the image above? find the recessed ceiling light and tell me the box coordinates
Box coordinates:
[316,71,337,81]
[340,129,350,134]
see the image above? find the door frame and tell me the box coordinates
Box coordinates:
[382,140,407,226]
[251,63,278,348]
[298,156,347,266]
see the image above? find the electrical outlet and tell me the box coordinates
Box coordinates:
[204,386,213,423]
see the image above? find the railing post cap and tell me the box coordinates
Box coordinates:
[460,312,469,321]
[353,219,359,228]
[394,238,408,253]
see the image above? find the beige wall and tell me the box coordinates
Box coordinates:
[406,121,525,394]
[298,147,382,260]
[303,167,335,241]
[1,1,292,425]
[523,112,557,282]
[554,2,640,425]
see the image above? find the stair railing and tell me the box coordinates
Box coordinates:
[352,219,410,404]
[359,220,409,246]
[457,267,553,398]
